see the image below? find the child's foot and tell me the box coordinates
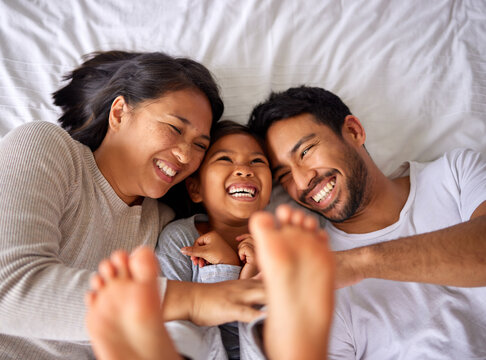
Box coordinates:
[85,247,180,360]
[249,204,335,360]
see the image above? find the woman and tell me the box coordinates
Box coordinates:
[0,51,263,359]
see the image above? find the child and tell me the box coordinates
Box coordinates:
[155,120,273,360]
[85,204,335,360]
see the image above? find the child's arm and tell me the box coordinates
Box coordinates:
[181,231,240,267]
[236,234,260,279]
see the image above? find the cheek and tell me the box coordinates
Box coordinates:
[186,152,206,174]
[260,170,273,201]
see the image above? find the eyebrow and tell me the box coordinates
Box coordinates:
[271,133,316,173]
[168,113,211,141]
[210,149,266,157]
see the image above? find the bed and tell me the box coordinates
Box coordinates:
[1,0,485,175]
[1,1,485,358]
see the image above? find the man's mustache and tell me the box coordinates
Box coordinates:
[299,170,338,203]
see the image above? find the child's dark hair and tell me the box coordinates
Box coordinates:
[164,120,265,219]
[53,50,224,151]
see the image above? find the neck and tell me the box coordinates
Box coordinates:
[204,216,249,251]
[332,169,410,234]
[94,143,140,206]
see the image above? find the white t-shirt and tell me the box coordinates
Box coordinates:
[327,148,486,359]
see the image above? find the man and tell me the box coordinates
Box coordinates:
[248,86,486,358]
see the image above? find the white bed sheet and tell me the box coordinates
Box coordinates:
[0,0,485,175]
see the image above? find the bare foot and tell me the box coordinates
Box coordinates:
[249,204,335,360]
[85,247,180,360]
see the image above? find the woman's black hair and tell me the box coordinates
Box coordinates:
[53,50,224,151]
[164,120,265,219]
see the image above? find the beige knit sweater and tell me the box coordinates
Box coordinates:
[0,121,174,359]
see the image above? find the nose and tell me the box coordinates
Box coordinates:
[233,165,254,178]
[293,167,316,190]
[172,142,191,164]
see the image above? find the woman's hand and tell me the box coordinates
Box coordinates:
[180,231,240,267]
[236,233,260,279]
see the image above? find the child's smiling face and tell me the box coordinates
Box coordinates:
[188,133,272,224]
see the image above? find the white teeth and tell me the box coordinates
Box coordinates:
[228,186,256,197]
[312,180,336,203]
[231,192,253,198]
[156,160,177,177]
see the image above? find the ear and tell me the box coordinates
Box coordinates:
[185,176,203,203]
[342,115,366,147]
[108,96,129,132]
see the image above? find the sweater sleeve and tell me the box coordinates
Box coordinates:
[0,122,92,341]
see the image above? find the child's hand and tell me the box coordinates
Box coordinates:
[236,233,260,279]
[181,231,240,267]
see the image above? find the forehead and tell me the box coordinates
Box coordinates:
[265,113,335,164]
[139,89,212,134]
[208,133,264,155]
[266,114,327,147]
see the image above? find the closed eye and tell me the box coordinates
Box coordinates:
[250,157,268,165]
[167,123,182,135]
[168,124,182,135]
[216,155,232,162]
[276,171,291,183]
[194,142,208,151]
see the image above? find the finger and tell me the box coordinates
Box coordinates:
[195,234,212,246]
[230,305,265,323]
[235,233,252,241]
[236,280,267,305]
[181,246,205,257]
[199,258,206,268]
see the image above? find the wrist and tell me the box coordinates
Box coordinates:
[162,280,193,321]
[352,245,373,281]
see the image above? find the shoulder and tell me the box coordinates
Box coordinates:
[3,121,72,144]
[413,148,484,176]
[160,216,198,237]
[157,216,199,255]
[443,147,485,168]
[1,121,83,163]
[157,202,175,231]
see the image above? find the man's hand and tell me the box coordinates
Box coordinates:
[236,233,260,279]
[181,231,240,267]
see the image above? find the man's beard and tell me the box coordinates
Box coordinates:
[301,147,368,223]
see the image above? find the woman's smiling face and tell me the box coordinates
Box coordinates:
[96,88,213,205]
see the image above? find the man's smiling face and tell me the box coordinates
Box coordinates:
[266,113,368,223]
